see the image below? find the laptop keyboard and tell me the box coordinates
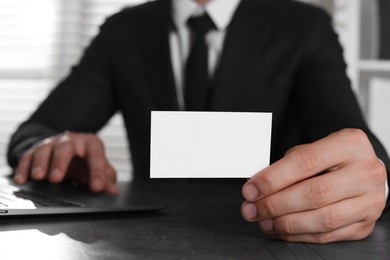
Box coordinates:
[0,183,83,208]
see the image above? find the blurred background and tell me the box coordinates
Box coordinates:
[0,0,389,180]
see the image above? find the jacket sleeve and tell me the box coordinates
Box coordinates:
[7,19,118,168]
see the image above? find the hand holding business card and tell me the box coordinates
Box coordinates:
[150,111,272,178]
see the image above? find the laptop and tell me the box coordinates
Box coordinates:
[0,175,168,216]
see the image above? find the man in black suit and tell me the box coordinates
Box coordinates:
[7,0,390,243]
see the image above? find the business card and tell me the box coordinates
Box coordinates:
[150,111,272,178]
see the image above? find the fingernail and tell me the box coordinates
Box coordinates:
[32,167,43,178]
[243,184,259,200]
[260,219,274,231]
[242,203,258,220]
[50,169,61,182]
[14,174,23,183]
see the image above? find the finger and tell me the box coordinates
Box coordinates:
[29,142,54,180]
[242,129,376,201]
[85,135,107,192]
[104,163,118,195]
[265,193,384,236]
[271,221,375,244]
[94,161,118,195]
[48,134,77,183]
[14,150,34,184]
[251,159,385,220]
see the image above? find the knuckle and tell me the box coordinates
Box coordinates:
[307,182,331,206]
[34,137,55,148]
[274,217,296,235]
[370,159,387,183]
[57,133,72,144]
[341,128,369,147]
[261,173,279,192]
[321,209,341,232]
[293,148,318,171]
[262,198,278,218]
[58,133,72,143]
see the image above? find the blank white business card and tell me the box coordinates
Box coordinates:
[150,111,272,178]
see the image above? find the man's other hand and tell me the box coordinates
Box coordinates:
[13,132,118,195]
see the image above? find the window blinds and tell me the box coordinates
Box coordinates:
[0,0,150,180]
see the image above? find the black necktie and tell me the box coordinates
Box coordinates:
[185,13,216,111]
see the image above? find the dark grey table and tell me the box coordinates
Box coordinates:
[0,180,389,259]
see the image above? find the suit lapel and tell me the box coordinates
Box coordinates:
[210,0,279,110]
[138,0,179,110]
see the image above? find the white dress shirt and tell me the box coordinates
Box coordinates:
[170,0,241,110]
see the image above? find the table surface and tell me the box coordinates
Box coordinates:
[0,179,389,260]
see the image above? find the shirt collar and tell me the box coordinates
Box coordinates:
[172,0,241,31]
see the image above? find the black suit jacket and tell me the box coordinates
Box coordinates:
[7,0,390,183]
